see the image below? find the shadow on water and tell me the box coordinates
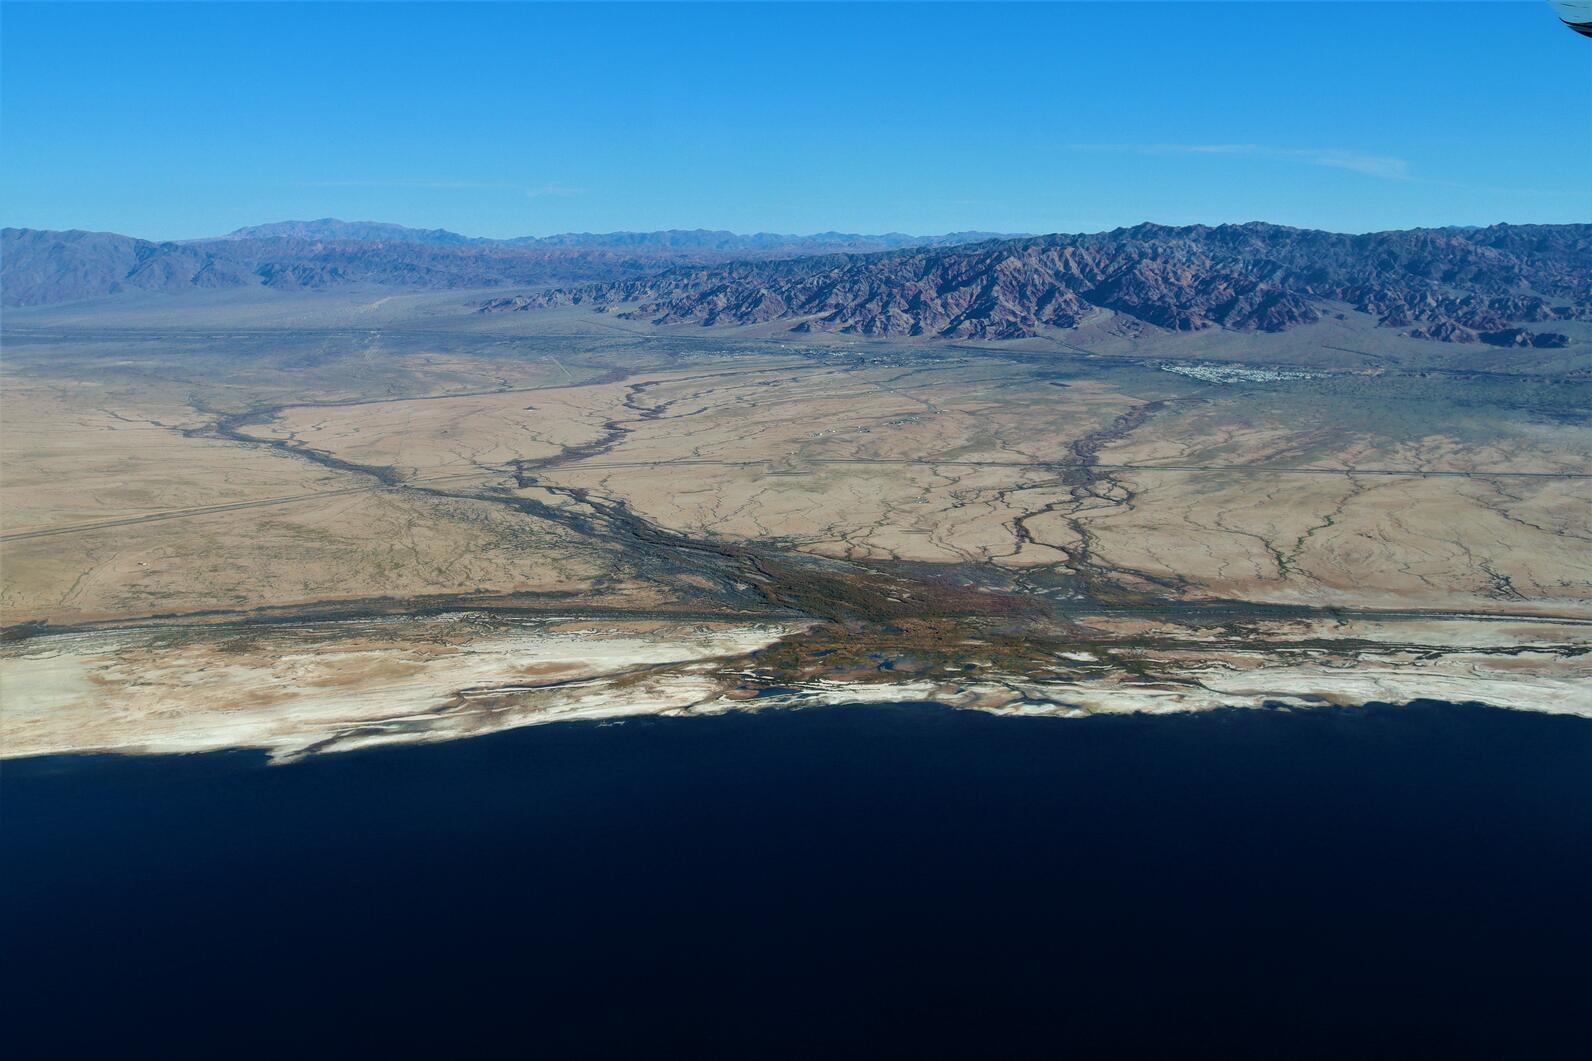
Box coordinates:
[4,700,1589,1058]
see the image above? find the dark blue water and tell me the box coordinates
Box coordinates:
[4,701,1589,1058]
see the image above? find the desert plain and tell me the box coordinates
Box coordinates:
[3,291,1588,759]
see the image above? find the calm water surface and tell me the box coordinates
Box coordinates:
[4,701,1589,1058]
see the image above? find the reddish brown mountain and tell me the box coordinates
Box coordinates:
[494,222,1591,343]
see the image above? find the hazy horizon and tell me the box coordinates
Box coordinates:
[6,214,1585,245]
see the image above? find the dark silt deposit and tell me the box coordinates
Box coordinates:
[4,700,1589,1058]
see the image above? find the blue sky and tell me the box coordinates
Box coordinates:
[2,2,1587,239]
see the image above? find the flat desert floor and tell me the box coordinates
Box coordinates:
[3,292,1588,758]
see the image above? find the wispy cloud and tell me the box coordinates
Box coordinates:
[291,179,523,190]
[524,184,584,199]
[1066,143,1413,181]
[291,179,586,197]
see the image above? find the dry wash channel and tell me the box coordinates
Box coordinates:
[3,313,1589,758]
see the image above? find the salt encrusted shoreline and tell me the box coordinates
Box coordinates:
[0,615,800,762]
[3,611,1586,764]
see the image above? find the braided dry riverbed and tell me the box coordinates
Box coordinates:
[3,303,1588,759]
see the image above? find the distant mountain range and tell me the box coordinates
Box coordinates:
[0,220,1014,306]
[490,222,1592,345]
[219,219,1015,253]
[5,221,1587,348]
[217,219,488,245]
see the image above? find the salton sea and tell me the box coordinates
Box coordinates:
[4,701,1588,1058]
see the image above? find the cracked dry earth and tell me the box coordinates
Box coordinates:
[3,315,1588,760]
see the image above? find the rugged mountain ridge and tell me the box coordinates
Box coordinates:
[218,219,1011,252]
[0,223,1014,306]
[492,222,1592,344]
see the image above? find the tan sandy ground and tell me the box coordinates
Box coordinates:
[3,318,1588,759]
[14,347,1586,624]
[0,356,651,624]
[262,352,1589,615]
[1,382,348,534]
